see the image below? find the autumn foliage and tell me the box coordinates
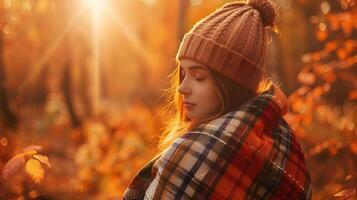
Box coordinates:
[286,0,357,199]
[0,0,356,199]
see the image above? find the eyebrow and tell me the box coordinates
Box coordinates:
[180,65,207,71]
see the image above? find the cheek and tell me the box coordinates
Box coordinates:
[198,84,221,113]
[206,91,221,111]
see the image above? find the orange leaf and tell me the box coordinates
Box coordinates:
[345,174,355,181]
[337,49,348,59]
[316,30,328,41]
[302,112,312,125]
[348,90,357,100]
[323,71,336,83]
[298,72,316,85]
[334,188,356,199]
[344,40,356,52]
[33,154,51,168]
[341,15,353,35]
[327,15,340,31]
[302,54,311,63]
[312,87,325,97]
[22,145,43,153]
[291,99,306,114]
[25,159,44,183]
[296,87,309,96]
[2,155,26,180]
[312,52,321,62]
[325,41,338,52]
[351,142,357,155]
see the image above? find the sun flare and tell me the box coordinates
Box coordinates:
[84,0,107,15]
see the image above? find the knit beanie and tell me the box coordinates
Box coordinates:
[176,0,277,92]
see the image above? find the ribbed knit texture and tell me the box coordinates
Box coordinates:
[176,1,273,92]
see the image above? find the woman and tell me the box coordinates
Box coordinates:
[123,0,312,199]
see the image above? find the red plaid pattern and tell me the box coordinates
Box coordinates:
[123,86,312,199]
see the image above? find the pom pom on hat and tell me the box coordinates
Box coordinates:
[248,0,277,27]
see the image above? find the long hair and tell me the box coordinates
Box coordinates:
[155,59,273,156]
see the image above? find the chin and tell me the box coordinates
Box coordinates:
[184,113,196,122]
[183,116,191,122]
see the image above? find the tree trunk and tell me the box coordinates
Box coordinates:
[178,0,189,40]
[62,60,82,127]
[0,5,18,129]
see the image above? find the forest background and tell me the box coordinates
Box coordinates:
[0,0,356,199]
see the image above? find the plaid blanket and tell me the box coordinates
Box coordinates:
[123,86,313,199]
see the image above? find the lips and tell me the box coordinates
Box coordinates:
[183,101,196,109]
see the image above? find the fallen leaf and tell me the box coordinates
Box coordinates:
[334,188,356,199]
[25,158,44,183]
[2,155,26,179]
[33,154,51,168]
[22,145,43,153]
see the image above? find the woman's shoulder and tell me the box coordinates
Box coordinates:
[151,117,311,199]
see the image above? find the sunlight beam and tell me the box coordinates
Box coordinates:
[19,6,87,93]
[106,7,156,67]
[80,0,108,115]
[90,1,101,115]
[84,0,107,17]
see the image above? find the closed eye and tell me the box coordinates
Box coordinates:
[179,65,208,81]
[193,72,207,81]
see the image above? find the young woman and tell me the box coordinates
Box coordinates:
[123,0,312,199]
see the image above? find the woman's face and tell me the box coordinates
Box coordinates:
[178,59,221,123]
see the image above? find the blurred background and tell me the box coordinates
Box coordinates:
[0,0,356,199]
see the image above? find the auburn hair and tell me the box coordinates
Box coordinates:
[155,60,273,156]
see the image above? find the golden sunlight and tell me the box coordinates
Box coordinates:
[84,0,107,14]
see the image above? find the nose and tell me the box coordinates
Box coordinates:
[178,79,191,95]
